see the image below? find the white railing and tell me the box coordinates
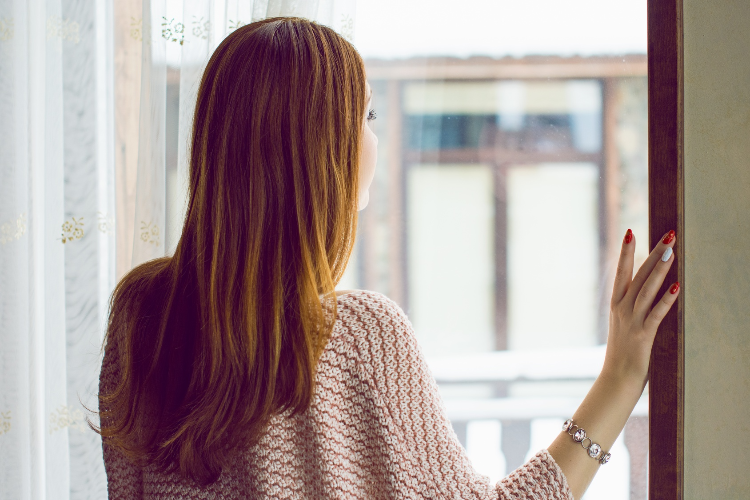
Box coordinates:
[442,396,647,421]
[428,345,606,382]
[428,346,647,419]
[425,346,648,500]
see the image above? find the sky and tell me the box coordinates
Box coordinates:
[160,0,647,66]
[353,0,647,59]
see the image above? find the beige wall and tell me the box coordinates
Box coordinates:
[684,0,750,497]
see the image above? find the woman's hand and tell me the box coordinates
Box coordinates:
[548,229,681,499]
[603,229,680,389]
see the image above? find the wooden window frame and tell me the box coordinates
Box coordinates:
[647,0,684,497]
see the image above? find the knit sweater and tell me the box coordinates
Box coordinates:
[100,290,574,499]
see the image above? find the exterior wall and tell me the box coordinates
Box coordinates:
[683,1,750,497]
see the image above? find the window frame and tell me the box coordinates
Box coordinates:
[647,0,684,497]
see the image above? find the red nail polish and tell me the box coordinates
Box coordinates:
[670,282,680,294]
[624,229,633,244]
[662,230,676,244]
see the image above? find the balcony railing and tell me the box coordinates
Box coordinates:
[426,346,648,500]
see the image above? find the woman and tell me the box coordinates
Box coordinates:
[94,17,679,499]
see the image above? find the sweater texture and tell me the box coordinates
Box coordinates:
[100,290,574,499]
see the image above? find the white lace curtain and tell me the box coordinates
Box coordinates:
[0,1,355,498]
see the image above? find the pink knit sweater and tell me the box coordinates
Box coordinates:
[100,290,574,499]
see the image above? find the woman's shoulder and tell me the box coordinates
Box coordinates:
[331,289,414,352]
[328,290,427,394]
[334,289,407,320]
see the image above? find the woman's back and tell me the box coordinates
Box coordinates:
[101,290,573,499]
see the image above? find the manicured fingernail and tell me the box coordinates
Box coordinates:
[662,230,676,244]
[624,229,633,244]
[670,282,680,294]
[661,247,673,262]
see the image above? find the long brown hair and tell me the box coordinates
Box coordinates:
[92,17,367,486]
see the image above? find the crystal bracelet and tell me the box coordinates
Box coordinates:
[562,419,611,465]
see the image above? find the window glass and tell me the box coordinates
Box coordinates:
[346,1,650,497]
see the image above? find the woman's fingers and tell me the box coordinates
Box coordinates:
[624,230,677,307]
[644,281,680,334]
[633,244,676,321]
[611,229,635,304]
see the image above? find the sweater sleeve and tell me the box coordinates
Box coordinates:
[347,291,574,500]
[99,326,144,498]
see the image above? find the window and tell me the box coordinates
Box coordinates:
[340,2,652,497]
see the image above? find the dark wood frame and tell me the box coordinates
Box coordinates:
[387,9,687,494]
[647,0,684,497]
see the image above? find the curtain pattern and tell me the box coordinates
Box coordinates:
[0,0,355,498]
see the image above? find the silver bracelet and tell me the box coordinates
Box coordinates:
[562,419,611,465]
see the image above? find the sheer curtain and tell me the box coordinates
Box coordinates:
[0,1,355,498]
